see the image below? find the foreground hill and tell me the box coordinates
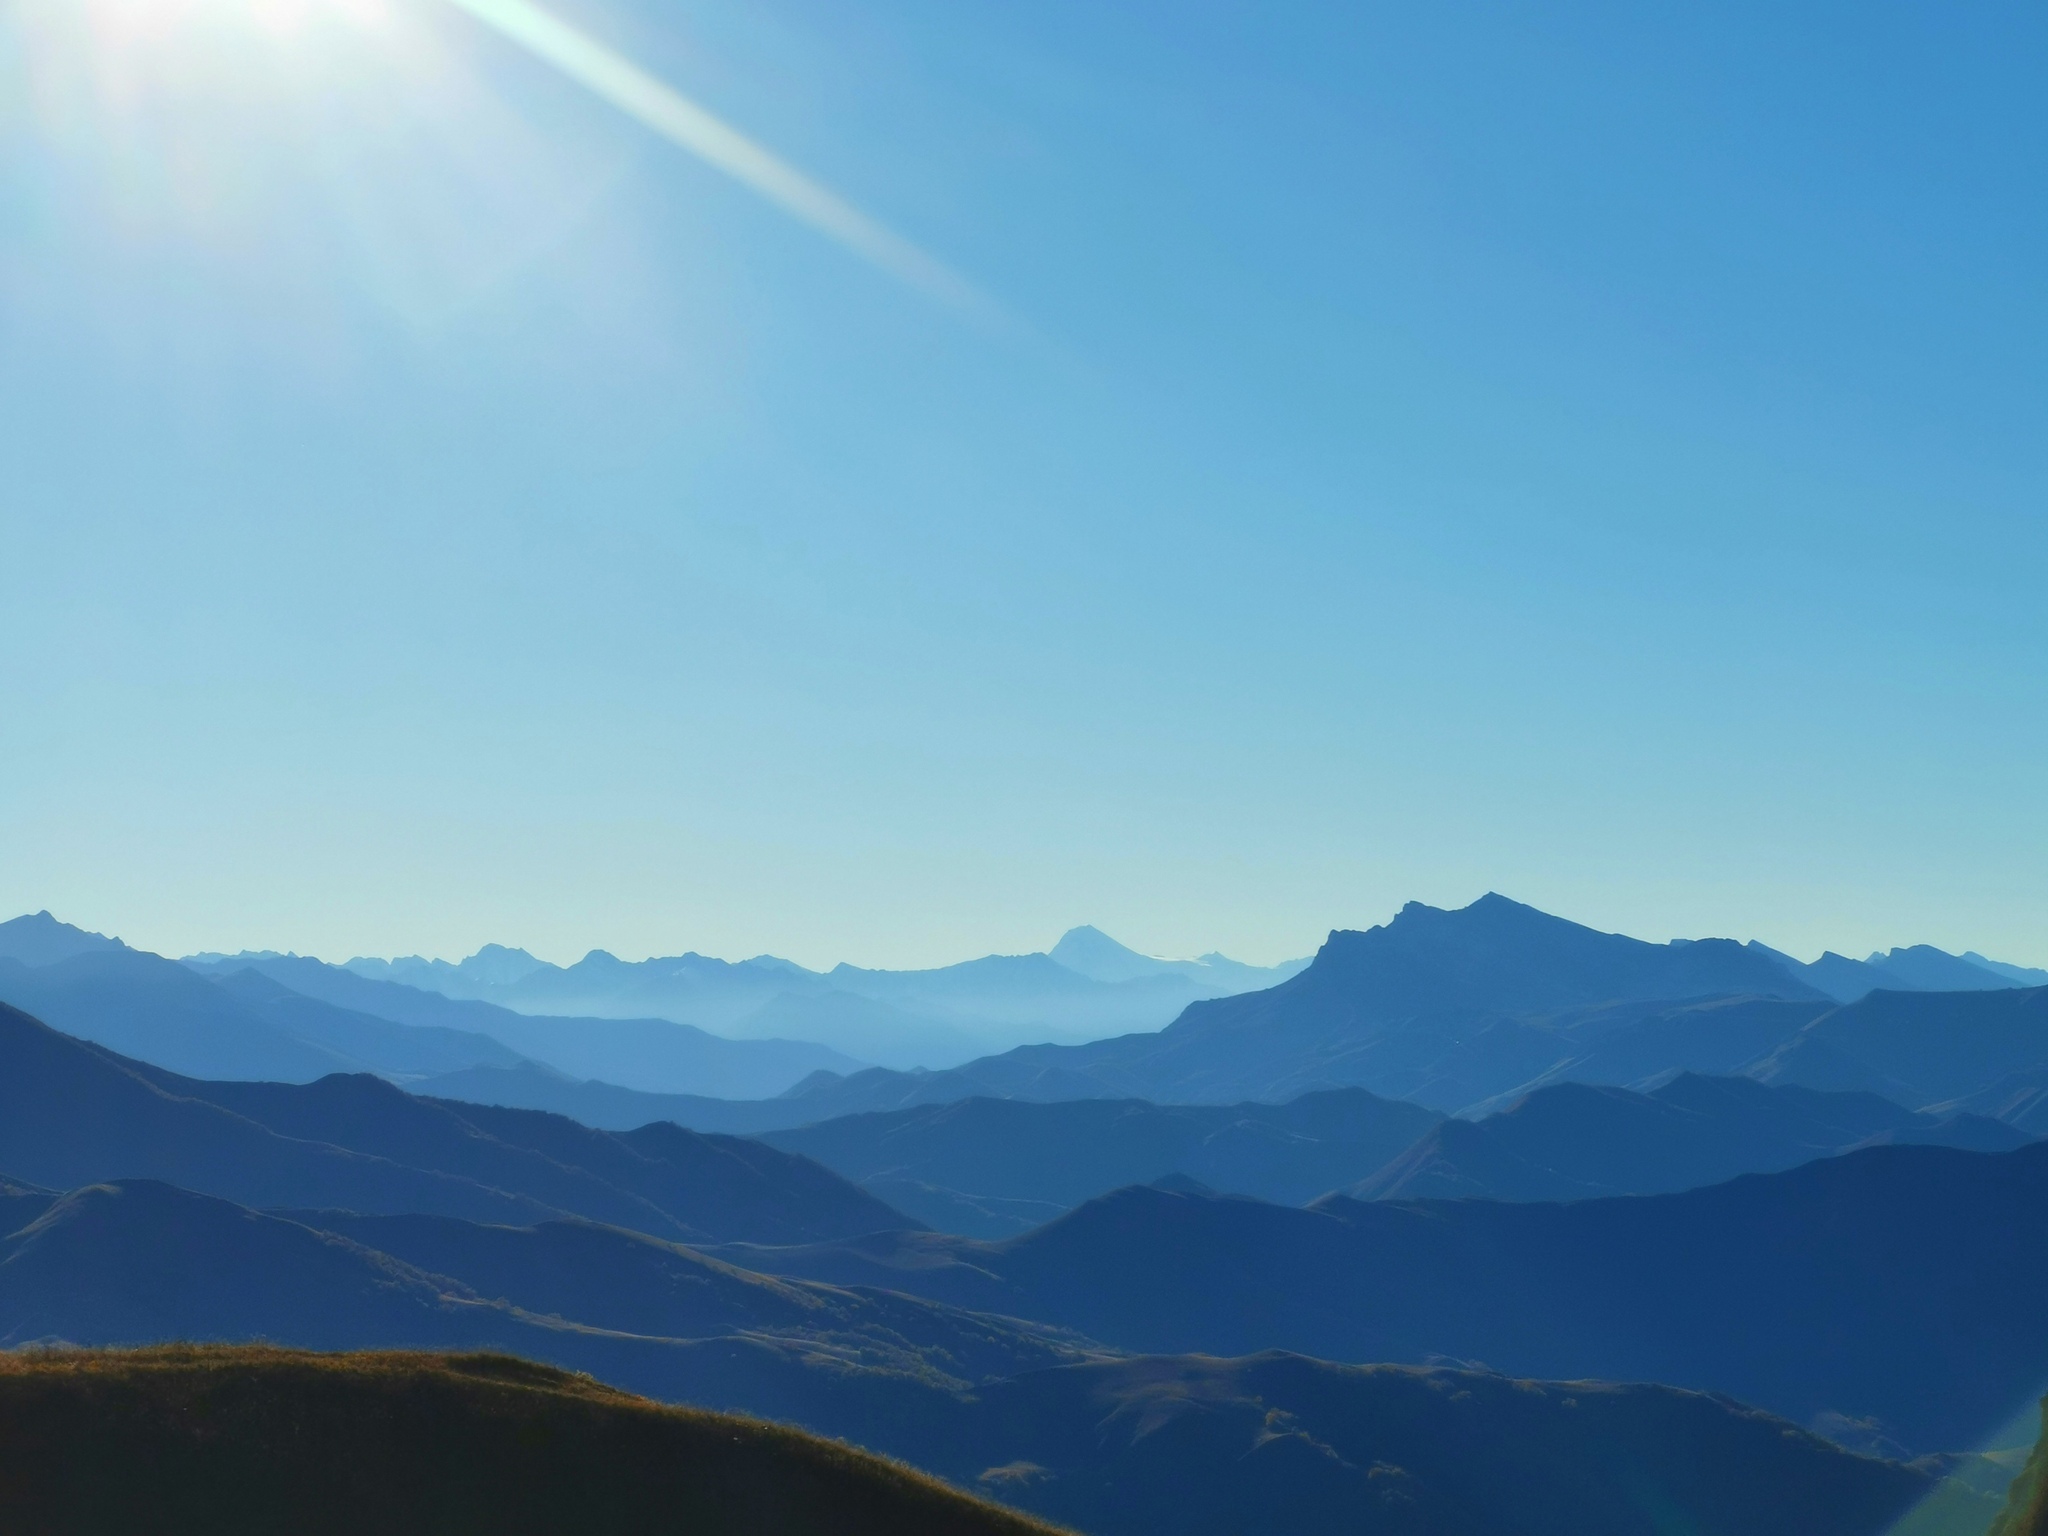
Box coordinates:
[1993,1400,2048,1536]
[0,1004,910,1244]
[0,1206,1931,1536]
[762,1091,1445,1235]
[0,1347,1058,1536]
[712,1139,2048,1454]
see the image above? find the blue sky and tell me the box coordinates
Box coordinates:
[1,0,2042,968]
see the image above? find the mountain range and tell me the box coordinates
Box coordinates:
[9,982,2045,1460]
[333,928,1310,1067]
[710,1138,2048,1456]
[759,1090,1446,1236]
[703,897,2048,1121]
[4,930,2044,1532]
[0,914,861,1096]
[753,1073,2024,1234]
[11,901,2045,1130]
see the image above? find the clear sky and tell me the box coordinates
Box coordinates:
[1,0,2043,969]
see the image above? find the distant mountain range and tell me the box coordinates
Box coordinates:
[9,900,2045,1130]
[704,897,2048,1120]
[0,913,861,1097]
[712,1138,2048,1457]
[332,927,1311,1068]
[1752,940,2043,1003]
[0,1176,1940,1536]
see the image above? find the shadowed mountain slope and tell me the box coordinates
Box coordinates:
[0,1347,1060,1536]
[0,1181,1076,1394]
[1353,1073,2028,1202]
[410,1061,808,1134]
[762,1091,1445,1236]
[1755,986,2048,1106]
[0,1003,910,1244]
[712,1139,2048,1454]
[941,1353,1931,1536]
[0,949,357,1083]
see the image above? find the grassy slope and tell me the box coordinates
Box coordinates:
[0,1346,1063,1536]
[1992,1402,2048,1536]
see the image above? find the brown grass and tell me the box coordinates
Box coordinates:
[0,1345,1067,1536]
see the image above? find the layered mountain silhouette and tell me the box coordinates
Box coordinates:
[757,1073,2026,1233]
[1755,984,2048,1107]
[761,1091,1445,1236]
[340,930,1305,1067]
[714,900,2048,1119]
[0,1186,1933,1536]
[712,1139,2048,1454]
[0,919,862,1096]
[0,1347,1061,1536]
[1352,1072,2026,1201]
[177,949,864,1095]
[1748,939,2029,1003]
[0,1003,907,1244]
[741,897,1831,1113]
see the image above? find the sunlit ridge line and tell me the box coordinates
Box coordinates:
[439,0,983,311]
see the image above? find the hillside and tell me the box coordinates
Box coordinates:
[763,1090,1444,1235]
[1755,985,2048,1106]
[710,1139,2048,1454]
[0,1347,1060,1536]
[1352,1073,2026,1202]
[0,1218,1934,1536]
[1992,1400,2048,1536]
[0,949,358,1082]
[938,1353,1930,1536]
[0,1003,911,1244]
[0,1180,1083,1397]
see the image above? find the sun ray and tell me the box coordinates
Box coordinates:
[438,0,985,313]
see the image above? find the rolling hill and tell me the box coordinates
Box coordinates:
[0,1346,1060,1536]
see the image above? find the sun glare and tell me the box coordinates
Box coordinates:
[7,0,649,333]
